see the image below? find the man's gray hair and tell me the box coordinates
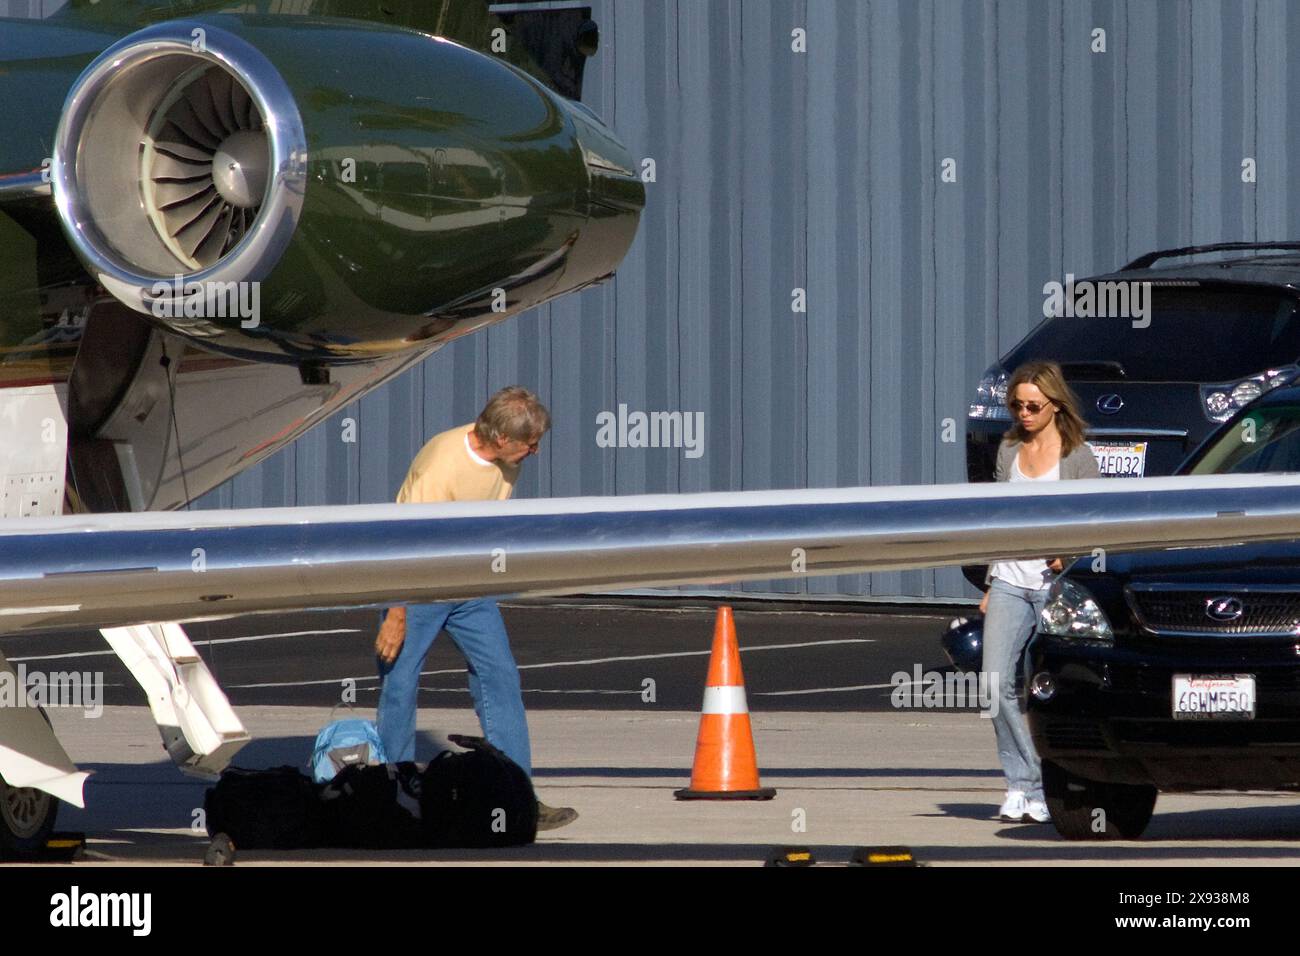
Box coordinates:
[474,386,551,444]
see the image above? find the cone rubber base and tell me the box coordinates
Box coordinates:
[674,787,776,801]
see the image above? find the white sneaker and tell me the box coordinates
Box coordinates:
[1023,798,1051,824]
[998,790,1026,821]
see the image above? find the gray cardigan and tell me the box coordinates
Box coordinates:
[994,438,1101,483]
[985,438,1100,585]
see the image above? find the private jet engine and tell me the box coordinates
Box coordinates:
[49,15,643,364]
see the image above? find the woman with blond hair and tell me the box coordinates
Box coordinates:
[979,360,1099,823]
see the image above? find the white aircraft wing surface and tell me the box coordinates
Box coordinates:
[0,473,1298,635]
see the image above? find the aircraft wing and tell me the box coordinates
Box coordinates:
[4,472,1300,636]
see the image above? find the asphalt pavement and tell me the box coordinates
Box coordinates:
[0,599,964,711]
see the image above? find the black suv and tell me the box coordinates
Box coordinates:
[968,241,1300,482]
[1027,384,1300,839]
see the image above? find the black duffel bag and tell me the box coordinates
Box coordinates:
[320,761,426,849]
[204,736,538,850]
[420,735,538,848]
[204,765,328,849]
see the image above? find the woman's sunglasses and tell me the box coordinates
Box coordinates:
[1009,400,1050,414]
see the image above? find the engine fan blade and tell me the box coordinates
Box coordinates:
[150,152,211,182]
[173,193,226,260]
[185,81,229,144]
[153,139,213,164]
[152,178,215,208]
[207,68,238,136]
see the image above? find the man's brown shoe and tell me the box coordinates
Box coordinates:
[537,802,578,831]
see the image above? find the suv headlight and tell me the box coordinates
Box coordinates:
[1200,366,1299,423]
[969,366,1011,420]
[1039,578,1114,642]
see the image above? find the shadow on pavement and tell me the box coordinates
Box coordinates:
[931,800,1300,853]
[71,841,865,865]
[923,801,997,821]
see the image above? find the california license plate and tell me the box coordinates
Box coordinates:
[1089,441,1147,477]
[1172,674,1256,720]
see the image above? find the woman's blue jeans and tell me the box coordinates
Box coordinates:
[982,578,1050,801]
[376,598,533,777]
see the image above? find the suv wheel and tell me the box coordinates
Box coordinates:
[1042,760,1157,840]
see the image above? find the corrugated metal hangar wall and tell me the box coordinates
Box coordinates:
[196,0,1290,602]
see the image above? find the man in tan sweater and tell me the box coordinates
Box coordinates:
[375,386,576,830]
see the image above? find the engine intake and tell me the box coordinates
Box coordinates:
[52,21,305,318]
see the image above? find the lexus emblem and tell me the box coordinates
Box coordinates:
[1205,596,1244,622]
[1097,393,1124,415]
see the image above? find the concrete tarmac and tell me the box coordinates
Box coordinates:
[40,704,1300,867]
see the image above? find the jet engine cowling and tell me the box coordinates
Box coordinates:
[51,16,644,365]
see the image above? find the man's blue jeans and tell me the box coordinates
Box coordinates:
[982,578,1051,802]
[376,598,533,777]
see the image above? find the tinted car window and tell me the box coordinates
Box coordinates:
[1188,404,1300,474]
[1005,288,1300,381]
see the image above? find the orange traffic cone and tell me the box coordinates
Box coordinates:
[675,606,776,800]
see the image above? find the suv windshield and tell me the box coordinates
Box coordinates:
[1005,287,1300,381]
[1187,404,1300,475]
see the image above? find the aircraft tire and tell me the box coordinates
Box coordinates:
[0,773,58,859]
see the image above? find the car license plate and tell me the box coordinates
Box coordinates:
[1089,441,1147,477]
[1172,674,1256,720]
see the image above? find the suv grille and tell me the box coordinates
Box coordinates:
[1127,585,1300,636]
[1044,718,1108,751]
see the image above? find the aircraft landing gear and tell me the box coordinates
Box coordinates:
[0,773,58,859]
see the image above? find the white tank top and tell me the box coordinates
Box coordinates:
[988,455,1060,590]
